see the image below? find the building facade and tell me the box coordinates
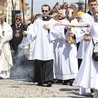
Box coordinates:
[6,0,30,24]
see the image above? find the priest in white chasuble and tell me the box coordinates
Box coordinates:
[0,5,13,78]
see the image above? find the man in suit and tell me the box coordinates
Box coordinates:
[10,14,27,54]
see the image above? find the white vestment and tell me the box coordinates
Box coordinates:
[0,22,13,78]
[73,21,98,90]
[75,12,94,95]
[50,18,78,80]
[27,18,56,60]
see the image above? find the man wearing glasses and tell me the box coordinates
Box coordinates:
[10,14,28,79]
[28,4,56,87]
[10,14,27,54]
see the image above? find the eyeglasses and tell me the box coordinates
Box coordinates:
[16,18,21,21]
[42,10,48,12]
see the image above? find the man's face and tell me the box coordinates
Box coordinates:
[88,1,97,12]
[57,9,63,20]
[15,16,21,24]
[42,6,50,17]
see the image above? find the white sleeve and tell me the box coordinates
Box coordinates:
[49,25,65,41]
[26,20,40,43]
[49,19,68,41]
[2,24,13,43]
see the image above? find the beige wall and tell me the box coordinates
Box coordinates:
[6,0,30,24]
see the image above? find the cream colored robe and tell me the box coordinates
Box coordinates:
[0,22,13,78]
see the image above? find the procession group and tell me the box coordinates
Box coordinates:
[1,0,98,98]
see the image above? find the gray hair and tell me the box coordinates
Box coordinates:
[15,13,21,18]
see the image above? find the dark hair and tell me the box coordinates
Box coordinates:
[41,4,51,11]
[88,0,96,3]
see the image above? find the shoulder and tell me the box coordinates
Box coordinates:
[28,23,33,27]
[82,13,91,18]
[81,13,93,22]
[81,13,93,19]
[27,23,34,29]
[49,18,57,22]
[4,22,11,27]
[35,18,42,22]
[34,19,42,24]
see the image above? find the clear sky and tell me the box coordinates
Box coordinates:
[27,0,87,14]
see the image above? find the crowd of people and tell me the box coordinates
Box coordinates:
[1,0,98,98]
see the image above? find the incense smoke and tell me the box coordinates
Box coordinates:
[10,44,34,81]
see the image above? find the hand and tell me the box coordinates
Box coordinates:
[84,34,91,41]
[43,24,50,30]
[66,36,74,43]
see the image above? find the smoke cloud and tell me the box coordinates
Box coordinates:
[10,44,34,81]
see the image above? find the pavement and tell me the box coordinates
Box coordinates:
[0,79,93,98]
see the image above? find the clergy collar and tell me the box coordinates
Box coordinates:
[42,16,51,21]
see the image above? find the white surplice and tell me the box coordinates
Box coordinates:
[0,22,13,78]
[27,18,56,60]
[73,21,98,90]
[50,18,78,80]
